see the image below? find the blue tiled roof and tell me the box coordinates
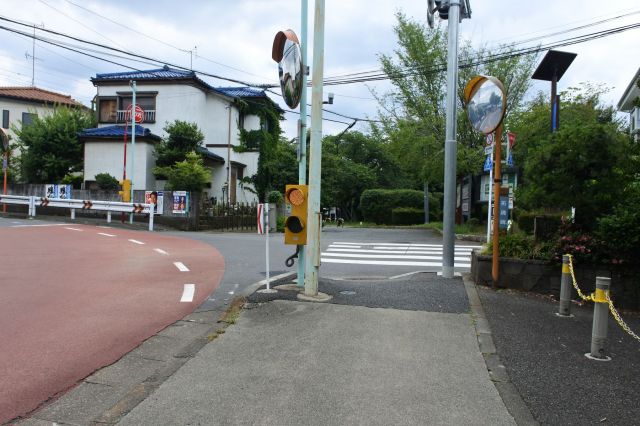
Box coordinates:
[197,146,225,163]
[93,65,195,81]
[215,87,267,98]
[78,125,161,140]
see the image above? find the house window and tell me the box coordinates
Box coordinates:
[238,113,245,129]
[119,96,156,113]
[21,112,37,126]
[98,98,117,123]
[260,117,270,132]
[2,110,8,129]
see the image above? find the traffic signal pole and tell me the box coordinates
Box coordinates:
[297,0,308,289]
[303,0,325,297]
[441,0,461,278]
[129,80,137,224]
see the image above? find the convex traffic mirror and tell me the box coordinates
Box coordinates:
[272,29,303,109]
[464,75,507,135]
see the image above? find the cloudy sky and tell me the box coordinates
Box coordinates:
[0,0,638,138]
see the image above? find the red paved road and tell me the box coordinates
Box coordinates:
[0,224,224,423]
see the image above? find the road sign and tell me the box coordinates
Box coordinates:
[486,133,494,147]
[499,196,509,229]
[507,152,514,167]
[483,155,493,172]
[508,132,516,149]
[484,146,493,155]
[125,105,145,123]
[257,203,264,235]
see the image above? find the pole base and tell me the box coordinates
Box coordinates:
[257,288,278,294]
[437,271,461,277]
[554,312,574,318]
[584,352,611,362]
[273,284,302,292]
[297,292,332,303]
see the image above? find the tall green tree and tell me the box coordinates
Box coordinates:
[14,106,95,183]
[155,120,205,169]
[373,13,537,190]
[154,151,210,192]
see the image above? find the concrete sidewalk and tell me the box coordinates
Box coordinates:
[117,275,516,425]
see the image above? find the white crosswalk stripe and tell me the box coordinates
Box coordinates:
[321,241,481,270]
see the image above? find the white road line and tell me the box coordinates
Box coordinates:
[174,262,190,272]
[11,221,21,224]
[321,258,471,268]
[65,227,83,232]
[180,284,195,302]
[322,252,470,261]
[332,241,481,249]
[330,245,362,249]
[389,271,430,280]
[327,248,474,255]
[12,223,67,228]
[154,248,169,255]
[128,239,145,245]
[98,232,116,237]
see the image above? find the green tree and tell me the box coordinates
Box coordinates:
[94,172,120,190]
[373,13,537,190]
[14,106,96,183]
[154,151,210,192]
[155,120,204,170]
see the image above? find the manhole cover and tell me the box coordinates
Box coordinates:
[340,291,356,295]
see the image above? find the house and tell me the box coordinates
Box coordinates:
[617,67,640,143]
[80,65,281,204]
[0,86,82,145]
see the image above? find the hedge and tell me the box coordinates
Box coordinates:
[391,207,424,225]
[360,189,441,224]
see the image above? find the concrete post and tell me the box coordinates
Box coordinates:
[586,276,611,361]
[71,208,75,220]
[557,254,573,317]
[107,210,112,223]
[297,0,309,289]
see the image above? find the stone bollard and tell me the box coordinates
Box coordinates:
[585,276,612,361]
[557,254,573,317]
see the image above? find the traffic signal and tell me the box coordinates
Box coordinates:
[284,184,308,245]
[119,179,131,202]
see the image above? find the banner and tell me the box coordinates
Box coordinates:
[145,191,164,215]
[172,191,188,214]
[45,184,72,199]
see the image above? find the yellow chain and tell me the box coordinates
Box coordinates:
[567,255,594,302]
[606,294,640,342]
[567,254,640,342]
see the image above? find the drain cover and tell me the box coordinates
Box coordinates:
[340,291,356,295]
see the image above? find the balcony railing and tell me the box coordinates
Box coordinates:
[115,110,156,124]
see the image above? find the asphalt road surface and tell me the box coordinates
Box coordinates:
[0,219,224,423]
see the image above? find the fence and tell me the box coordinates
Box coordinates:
[199,201,259,231]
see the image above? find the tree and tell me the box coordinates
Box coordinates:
[155,120,204,170]
[514,85,633,229]
[373,13,537,190]
[94,172,120,190]
[154,151,210,192]
[14,106,96,183]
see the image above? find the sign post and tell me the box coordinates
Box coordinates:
[257,203,276,294]
[1,129,8,213]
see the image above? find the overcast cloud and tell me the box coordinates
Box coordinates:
[0,0,638,137]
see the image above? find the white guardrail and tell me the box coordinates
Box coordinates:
[0,195,154,231]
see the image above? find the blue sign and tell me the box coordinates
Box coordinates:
[507,152,514,167]
[499,196,509,229]
[483,155,493,172]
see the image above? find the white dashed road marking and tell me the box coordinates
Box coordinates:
[154,248,169,255]
[98,232,116,237]
[128,239,145,245]
[180,284,195,302]
[11,223,66,228]
[174,262,190,272]
[65,227,83,232]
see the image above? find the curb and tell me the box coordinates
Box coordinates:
[462,273,538,426]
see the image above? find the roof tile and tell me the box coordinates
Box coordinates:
[0,86,81,106]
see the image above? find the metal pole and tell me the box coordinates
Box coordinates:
[266,203,270,289]
[486,161,493,243]
[441,0,461,278]
[129,81,137,224]
[557,254,573,317]
[424,181,429,224]
[491,123,503,284]
[304,0,325,296]
[587,277,611,361]
[297,0,309,289]
[2,152,7,213]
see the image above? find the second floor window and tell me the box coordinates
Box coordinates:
[22,112,37,126]
[97,95,156,123]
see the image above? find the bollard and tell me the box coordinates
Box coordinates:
[585,276,612,361]
[557,254,573,317]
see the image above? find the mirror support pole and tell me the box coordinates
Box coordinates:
[296,0,309,289]
[491,123,503,285]
[442,0,461,278]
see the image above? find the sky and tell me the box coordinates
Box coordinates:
[0,0,638,138]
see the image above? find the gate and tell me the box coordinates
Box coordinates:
[199,202,258,231]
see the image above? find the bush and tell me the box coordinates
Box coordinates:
[61,173,84,189]
[466,218,481,227]
[391,207,424,225]
[485,232,554,260]
[94,173,119,190]
[596,187,640,266]
[277,215,285,232]
[360,189,440,224]
[533,214,563,241]
[267,190,284,205]
[516,211,536,234]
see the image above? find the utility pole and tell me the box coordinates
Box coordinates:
[297,0,309,289]
[441,0,462,278]
[129,80,137,223]
[302,0,325,298]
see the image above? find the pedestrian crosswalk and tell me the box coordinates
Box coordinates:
[321,241,482,269]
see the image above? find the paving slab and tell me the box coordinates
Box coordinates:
[120,300,514,426]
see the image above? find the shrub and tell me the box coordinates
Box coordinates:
[267,190,284,205]
[485,232,554,260]
[466,218,481,227]
[596,187,640,266]
[391,207,424,225]
[277,215,285,232]
[533,214,563,241]
[360,189,439,224]
[516,211,536,234]
[94,173,119,190]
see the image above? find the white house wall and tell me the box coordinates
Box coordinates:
[84,140,155,190]
[0,99,60,157]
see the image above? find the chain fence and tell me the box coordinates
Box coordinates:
[567,254,640,343]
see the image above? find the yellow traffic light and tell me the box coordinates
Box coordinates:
[284,184,308,245]
[119,179,131,202]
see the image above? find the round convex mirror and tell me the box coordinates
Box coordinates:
[279,39,303,109]
[465,77,506,135]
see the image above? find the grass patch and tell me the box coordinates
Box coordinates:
[344,220,485,235]
[218,297,246,325]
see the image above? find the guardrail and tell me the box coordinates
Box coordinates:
[1,195,154,231]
